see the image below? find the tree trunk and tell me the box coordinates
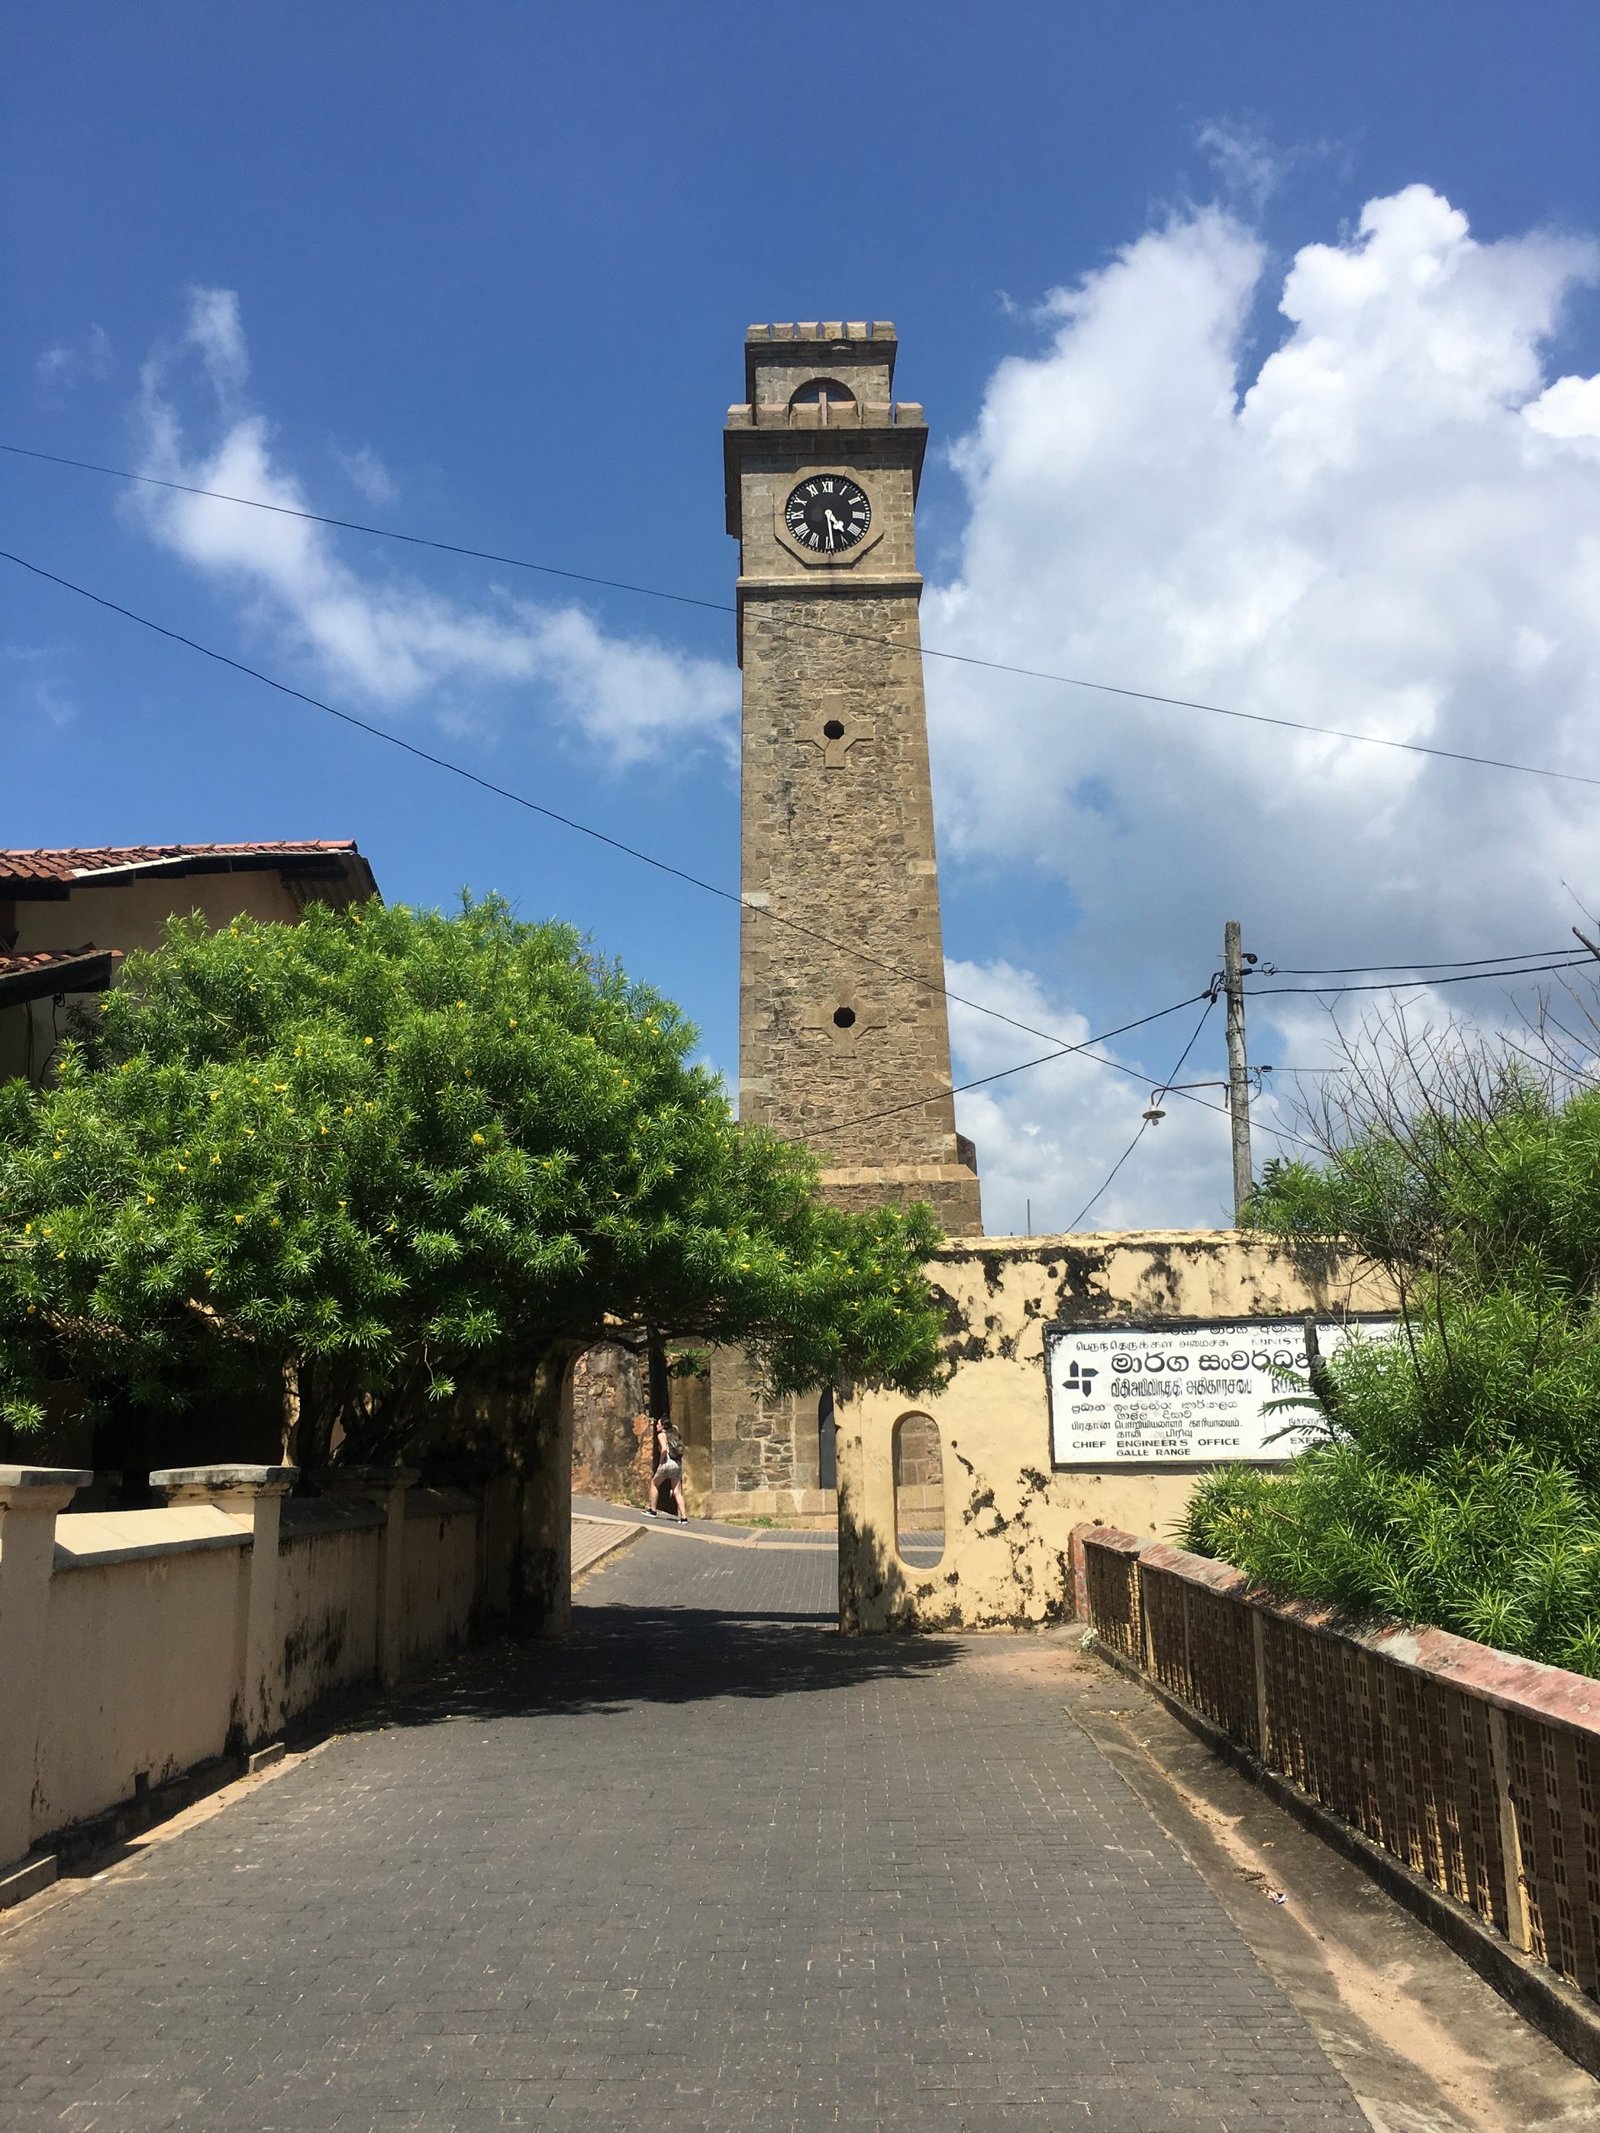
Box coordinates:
[279,1355,301,1464]
[510,1343,580,1636]
[645,1326,671,1422]
[291,1358,332,1486]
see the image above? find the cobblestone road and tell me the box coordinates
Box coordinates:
[0,1532,1370,2131]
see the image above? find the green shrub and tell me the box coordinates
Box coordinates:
[1188,1063,1600,1675]
[0,897,948,1467]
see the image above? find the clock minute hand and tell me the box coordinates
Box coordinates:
[823,508,846,551]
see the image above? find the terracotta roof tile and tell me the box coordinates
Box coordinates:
[0,947,121,976]
[0,842,360,885]
[0,951,120,976]
[0,945,124,1006]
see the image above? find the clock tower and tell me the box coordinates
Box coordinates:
[725,321,983,1236]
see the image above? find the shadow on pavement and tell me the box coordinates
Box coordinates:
[379,1604,962,1727]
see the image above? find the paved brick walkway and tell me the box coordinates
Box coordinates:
[569,1516,640,1580]
[0,1533,1370,2131]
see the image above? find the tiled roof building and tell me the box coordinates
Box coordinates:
[0,839,378,1082]
[0,841,376,893]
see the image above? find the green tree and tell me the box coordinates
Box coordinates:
[0,898,947,1502]
[1184,1018,1600,1673]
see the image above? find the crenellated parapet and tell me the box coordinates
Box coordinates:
[724,398,926,432]
[724,319,928,540]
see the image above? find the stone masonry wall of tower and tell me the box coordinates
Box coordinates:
[727,321,983,1239]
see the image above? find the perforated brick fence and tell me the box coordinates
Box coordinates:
[1074,1524,1600,2000]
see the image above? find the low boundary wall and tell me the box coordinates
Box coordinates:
[0,1463,511,1886]
[1075,1523,1600,2031]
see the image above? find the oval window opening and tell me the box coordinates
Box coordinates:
[893,1411,945,1568]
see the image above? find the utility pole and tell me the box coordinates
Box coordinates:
[1223,919,1253,1222]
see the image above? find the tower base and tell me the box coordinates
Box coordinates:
[819,1162,982,1236]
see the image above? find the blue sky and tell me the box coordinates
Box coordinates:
[7,3,1600,1231]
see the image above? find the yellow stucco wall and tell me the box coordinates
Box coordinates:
[399,1498,480,1671]
[837,1230,1392,1633]
[37,1510,253,1835]
[9,872,309,960]
[7,1487,491,1858]
[1,871,327,1084]
[273,1521,384,1726]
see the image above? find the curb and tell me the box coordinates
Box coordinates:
[0,1853,58,1912]
[574,1511,835,1555]
[1087,1632,1600,2082]
[571,1518,644,1586]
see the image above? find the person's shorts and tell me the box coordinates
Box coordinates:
[657,1460,682,1482]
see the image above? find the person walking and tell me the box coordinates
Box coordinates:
[646,1414,688,1523]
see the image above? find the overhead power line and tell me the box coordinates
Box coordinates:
[0,544,1184,1079]
[815,989,1327,1160]
[7,543,1327,1168]
[835,1047,1325,1156]
[1245,958,1591,998]
[3,543,1331,1164]
[807,989,1216,1136]
[1268,949,1575,976]
[1070,995,1219,1230]
[9,523,1564,1171]
[7,439,1600,793]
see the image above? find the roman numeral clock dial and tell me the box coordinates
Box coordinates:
[784,475,871,554]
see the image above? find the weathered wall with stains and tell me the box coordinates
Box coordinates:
[398,1491,480,1671]
[274,1504,385,1726]
[34,1512,250,1838]
[1,1473,511,1872]
[837,1231,1391,1633]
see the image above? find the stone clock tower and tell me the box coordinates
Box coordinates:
[725,320,982,1237]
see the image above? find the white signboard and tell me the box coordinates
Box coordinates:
[1045,1317,1396,1468]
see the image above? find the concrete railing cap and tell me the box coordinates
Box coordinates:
[322,1464,420,1492]
[151,1464,298,1495]
[1075,1524,1151,1558]
[1107,1525,1600,1743]
[0,1465,92,1491]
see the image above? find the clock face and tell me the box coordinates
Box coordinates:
[784,474,871,555]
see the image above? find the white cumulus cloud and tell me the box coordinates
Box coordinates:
[946,959,1230,1234]
[334,443,400,507]
[929,184,1600,1228]
[35,323,113,393]
[130,288,737,765]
